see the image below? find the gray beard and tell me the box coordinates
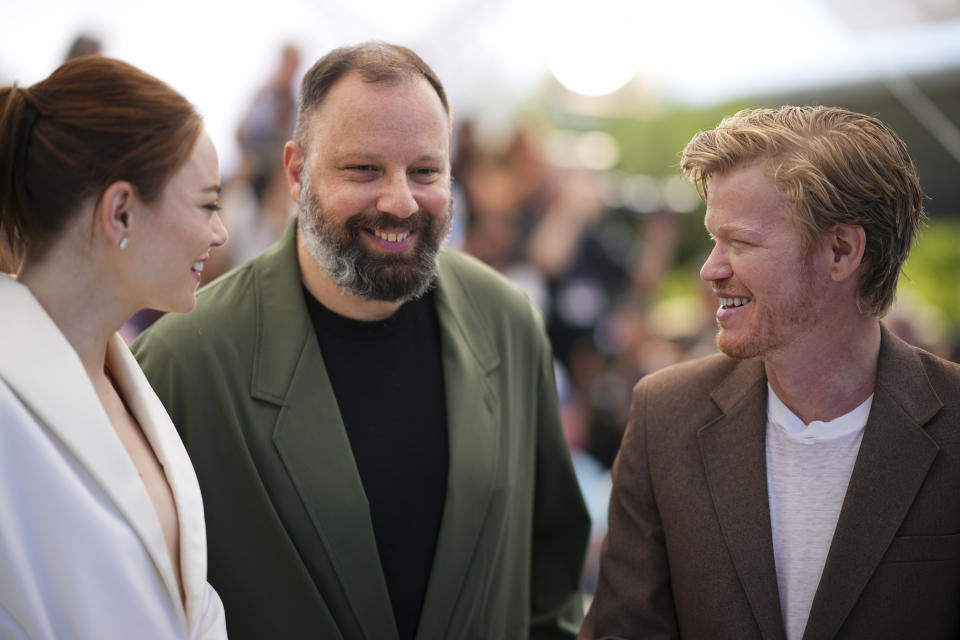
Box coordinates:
[298,169,451,304]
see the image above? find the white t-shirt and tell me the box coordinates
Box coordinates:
[765,384,873,640]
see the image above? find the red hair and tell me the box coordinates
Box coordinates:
[0,56,203,267]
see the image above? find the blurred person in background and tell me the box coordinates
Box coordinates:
[202,42,301,284]
[235,41,300,204]
[63,32,102,61]
[453,121,684,471]
[133,41,589,640]
[0,56,227,639]
[582,106,960,639]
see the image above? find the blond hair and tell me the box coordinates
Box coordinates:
[681,105,925,316]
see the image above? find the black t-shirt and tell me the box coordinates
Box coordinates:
[304,288,449,640]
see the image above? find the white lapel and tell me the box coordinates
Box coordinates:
[0,277,186,625]
[105,333,210,628]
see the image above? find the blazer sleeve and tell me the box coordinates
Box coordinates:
[579,377,680,640]
[529,313,592,640]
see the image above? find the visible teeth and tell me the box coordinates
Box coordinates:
[192,261,204,272]
[375,230,410,243]
[720,296,749,308]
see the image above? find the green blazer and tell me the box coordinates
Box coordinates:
[133,221,590,640]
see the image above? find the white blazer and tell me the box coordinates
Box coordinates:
[0,276,227,639]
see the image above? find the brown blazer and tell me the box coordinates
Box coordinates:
[581,325,960,640]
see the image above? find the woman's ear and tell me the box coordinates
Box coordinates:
[829,223,867,282]
[98,181,137,249]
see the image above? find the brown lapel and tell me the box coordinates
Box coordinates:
[802,326,941,640]
[698,357,788,640]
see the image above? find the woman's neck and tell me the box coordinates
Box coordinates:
[18,242,133,380]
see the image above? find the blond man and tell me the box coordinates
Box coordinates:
[581,106,960,640]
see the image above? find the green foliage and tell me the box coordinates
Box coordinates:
[535,100,751,178]
[900,218,960,331]
[601,105,751,176]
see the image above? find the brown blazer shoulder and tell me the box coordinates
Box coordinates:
[582,326,960,640]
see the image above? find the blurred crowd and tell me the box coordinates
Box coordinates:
[446,113,960,584]
[51,33,960,594]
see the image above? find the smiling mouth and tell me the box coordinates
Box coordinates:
[191,260,205,274]
[719,296,751,309]
[371,229,412,243]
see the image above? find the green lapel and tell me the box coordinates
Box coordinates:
[252,221,397,640]
[248,230,504,639]
[415,249,502,640]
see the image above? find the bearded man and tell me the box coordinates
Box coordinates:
[133,42,588,640]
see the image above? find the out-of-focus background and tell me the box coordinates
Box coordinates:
[5,0,959,594]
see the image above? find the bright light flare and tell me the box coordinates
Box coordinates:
[544,0,644,96]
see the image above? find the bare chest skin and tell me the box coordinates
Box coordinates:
[96,373,185,607]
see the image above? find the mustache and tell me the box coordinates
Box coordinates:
[345,210,435,234]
